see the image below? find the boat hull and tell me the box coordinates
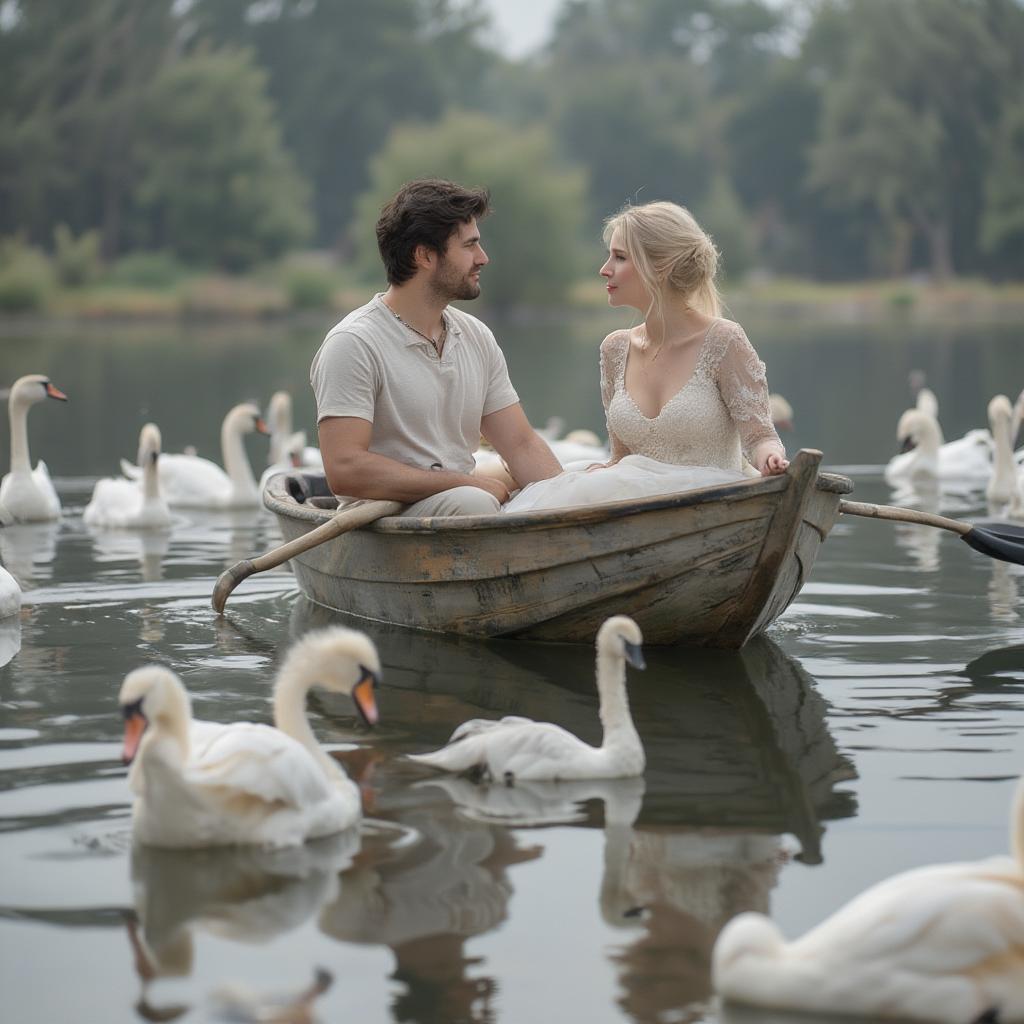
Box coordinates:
[263,449,852,647]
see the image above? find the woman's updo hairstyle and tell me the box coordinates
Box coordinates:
[603,201,722,333]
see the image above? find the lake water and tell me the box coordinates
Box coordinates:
[1,312,1023,1023]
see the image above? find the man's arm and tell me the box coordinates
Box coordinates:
[481,404,563,487]
[318,417,509,503]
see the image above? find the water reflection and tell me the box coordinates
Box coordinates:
[127,832,359,1019]
[320,795,539,1024]
[88,525,171,583]
[0,519,59,586]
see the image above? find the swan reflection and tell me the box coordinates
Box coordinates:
[88,525,171,582]
[127,831,359,1016]
[0,520,59,586]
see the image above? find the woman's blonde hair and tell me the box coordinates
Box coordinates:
[603,201,722,338]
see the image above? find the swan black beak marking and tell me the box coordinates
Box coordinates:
[898,436,917,454]
[45,381,68,402]
[624,641,645,670]
[121,699,147,765]
[352,666,380,727]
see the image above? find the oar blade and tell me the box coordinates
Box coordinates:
[961,525,1024,566]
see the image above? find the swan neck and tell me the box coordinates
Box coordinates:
[142,456,160,500]
[221,418,257,491]
[596,649,637,744]
[8,394,31,473]
[993,414,1016,474]
[274,669,338,777]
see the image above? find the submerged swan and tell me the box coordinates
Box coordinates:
[0,374,68,522]
[121,402,269,508]
[407,615,646,781]
[119,626,381,848]
[85,423,173,529]
[712,777,1024,1023]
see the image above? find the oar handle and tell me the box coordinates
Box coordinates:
[838,499,971,536]
[212,499,403,614]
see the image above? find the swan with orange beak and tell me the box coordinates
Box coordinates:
[119,626,381,848]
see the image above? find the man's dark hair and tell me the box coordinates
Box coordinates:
[376,179,491,285]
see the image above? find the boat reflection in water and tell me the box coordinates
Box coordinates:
[291,598,858,1022]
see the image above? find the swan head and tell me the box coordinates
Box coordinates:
[895,408,943,454]
[711,911,786,983]
[988,394,1013,431]
[225,402,270,438]
[277,627,381,727]
[564,428,602,447]
[118,665,191,765]
[137,423,162,468]
[285,431,308,468]
[597,615,645,670]
[10,374,68,408]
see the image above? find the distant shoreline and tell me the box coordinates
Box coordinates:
[2,275,1023,328]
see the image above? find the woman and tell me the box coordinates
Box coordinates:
[504,201,787,513]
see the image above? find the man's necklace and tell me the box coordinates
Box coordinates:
[382,299,448,354]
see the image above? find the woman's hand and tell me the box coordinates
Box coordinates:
[759,451,790,476]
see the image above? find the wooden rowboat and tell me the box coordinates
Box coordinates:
[263,448,853,648]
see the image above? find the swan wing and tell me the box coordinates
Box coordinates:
[447,715,535,743]
[156,453,232,506]
[792,857,1024,974]
[186,722,333,808]
[410,720,597,780]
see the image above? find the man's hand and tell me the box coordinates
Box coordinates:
[471,475,510,504]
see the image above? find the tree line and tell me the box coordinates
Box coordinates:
[2,0,1023,302]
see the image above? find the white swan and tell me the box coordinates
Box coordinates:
[0,374,68,522]
[267,390,322,469]
[0,564,21,619]
[712,777,1024,1023]
[884,408,992,489]
[407,615,646,781]
[85,424,173,530]
[121,402,269,508]
[119,625,381,848]
[986,395,1023,510]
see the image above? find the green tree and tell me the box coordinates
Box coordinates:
[0,0,178,256]
[807,0,1021,281]
[134,48,311,270]
[980,96,1024,271]
[185,0,493,249]
[351,112,587,306]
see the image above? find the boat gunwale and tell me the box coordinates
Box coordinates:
[264,452,853,534]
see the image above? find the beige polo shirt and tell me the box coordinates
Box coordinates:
[310,294,520,475]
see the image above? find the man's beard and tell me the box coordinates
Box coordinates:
[430,257,480,302]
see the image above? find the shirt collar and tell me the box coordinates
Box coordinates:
[375,293,463,348]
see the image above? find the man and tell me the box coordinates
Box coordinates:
[310,178,562,515]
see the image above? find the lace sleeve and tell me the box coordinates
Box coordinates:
[599,333,630,461]
[712,321,785,465]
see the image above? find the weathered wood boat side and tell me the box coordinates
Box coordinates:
[263,448,853,647]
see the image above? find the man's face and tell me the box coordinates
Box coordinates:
[431,218,488,301]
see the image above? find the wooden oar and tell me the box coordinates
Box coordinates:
[839,499,1024,565]
[211,499,403,614]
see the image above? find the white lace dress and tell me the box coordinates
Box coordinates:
[504,319,785,513]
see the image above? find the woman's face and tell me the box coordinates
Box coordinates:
[600,227,648,310]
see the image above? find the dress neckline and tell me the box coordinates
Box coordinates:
[618,319,720,422]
